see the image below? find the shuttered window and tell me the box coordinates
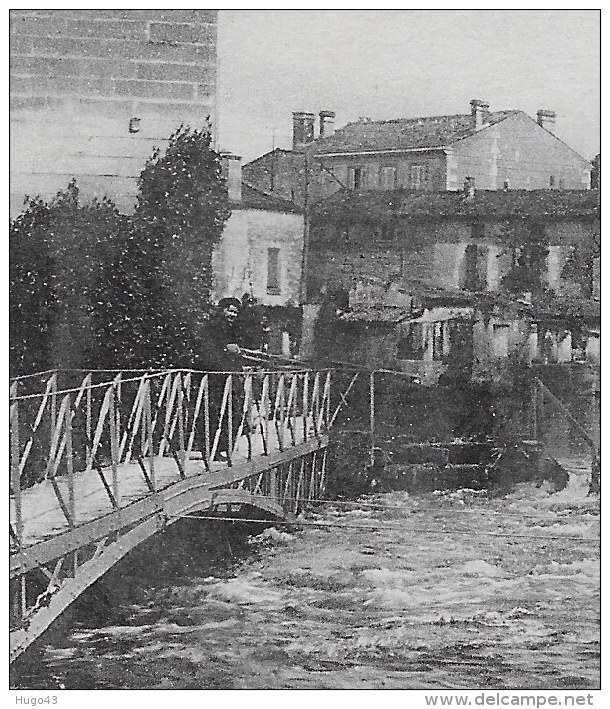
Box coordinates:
[267,248,281,295]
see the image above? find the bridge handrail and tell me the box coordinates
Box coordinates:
[9,366,337,402]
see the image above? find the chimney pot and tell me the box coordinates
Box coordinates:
[319,110,336,138]
[470,99,490,130]
[292,111,315,149]
[220,152,242,203]
[537,109,556,131]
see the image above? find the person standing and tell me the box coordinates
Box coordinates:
[201,297,246,461]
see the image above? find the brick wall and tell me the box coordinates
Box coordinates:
[242,148,340,208]
[10,9,217,215]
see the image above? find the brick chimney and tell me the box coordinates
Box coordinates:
[319,110,336,138]
[292,111,315,149]
[537,109,556,132]
[470,99,490,130]
[220,152,242,202]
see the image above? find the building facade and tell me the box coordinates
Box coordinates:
[213,157,304,356]
[243,101,592,209]
[10,9,217,216]
[306,187,600,384]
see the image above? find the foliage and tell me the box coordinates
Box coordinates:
[10,197,56,376]
[498,220,549,296]
[10,124,231,375]
[128,124,231,368]
[9,182,129,375]
[561,233,600,299]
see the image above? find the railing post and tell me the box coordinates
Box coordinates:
[145,377,155,491]
[244,371,253,460]
[177,372,186,472]
[302,372,309,443]
[86,374,92,462]
[10,398,22,546]
[227,374,233,467]
[370,371,376,467]
[50,372,58,435]
[204,374,211,468]
[65,393,75,525]
[109,383,119,508]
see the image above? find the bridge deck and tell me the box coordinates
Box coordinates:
[13,422,316,550]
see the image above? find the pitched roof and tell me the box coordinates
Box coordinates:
[311,189,600,222]
[243,148,295,167]
[237,181,302,213]
[315,111,519,155]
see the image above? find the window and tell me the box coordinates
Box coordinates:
[409,163,431,190]
[348,166,365,189]
[492,324,510,358]
[380,166,397,190]
[472,222,485,240]
[462,243,486,292]
[432,322,446,361]
[397,323,425,360]
[409,164,425,189]
[266,248,281,295]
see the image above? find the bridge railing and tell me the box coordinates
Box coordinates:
[9,367,334,548]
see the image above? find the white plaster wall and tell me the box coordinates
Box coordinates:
[212,208,303,306]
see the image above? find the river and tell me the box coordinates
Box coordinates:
[10,456,599,690]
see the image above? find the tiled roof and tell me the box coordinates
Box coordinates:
[312,189,600,222]
[315,111,519,155]
[243,148,294,167]
[237,182,302,213]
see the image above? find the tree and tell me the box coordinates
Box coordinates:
[10,124,230,375]
[10,182,128,375]
[128,124,231,368]
[9,197,57,376]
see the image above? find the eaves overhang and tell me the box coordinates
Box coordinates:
[315,146,449,158]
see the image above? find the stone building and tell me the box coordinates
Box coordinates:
[243,101,592,209]
[213,156,304,356]
[305,186,600,384]
[10,9,217,216]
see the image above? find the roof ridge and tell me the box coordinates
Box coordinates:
[340,109,518,127]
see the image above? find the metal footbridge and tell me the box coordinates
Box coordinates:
[10,366,356,662]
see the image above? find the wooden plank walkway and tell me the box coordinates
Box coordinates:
[12,418,320,551]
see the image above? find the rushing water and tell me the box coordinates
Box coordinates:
[10,462,600,691]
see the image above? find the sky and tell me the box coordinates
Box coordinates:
[216,9,600,163]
